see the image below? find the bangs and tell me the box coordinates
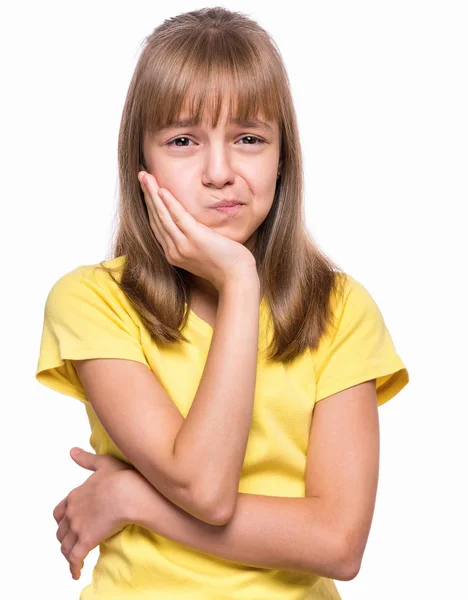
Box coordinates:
[140,37,283,135]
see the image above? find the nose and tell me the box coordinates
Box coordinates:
[202,143,236,188]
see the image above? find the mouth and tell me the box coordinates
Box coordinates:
[209,199,244,208]
[210,203,244,215]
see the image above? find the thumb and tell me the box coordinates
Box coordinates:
[70,447,99,471]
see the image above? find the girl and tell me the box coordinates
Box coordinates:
[36,7,409,599]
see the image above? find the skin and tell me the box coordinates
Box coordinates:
[53,450,132,579]
[52,105,378,583]
[54,101,283,579]
[142,100,281,301]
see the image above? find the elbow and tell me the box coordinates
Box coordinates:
[190,481,236,526]
[334,557,361,582]
[205,501,235,526]
[164,458,235,525]
[333,534,362,582]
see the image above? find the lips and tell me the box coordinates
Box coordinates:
[210,199,243,208]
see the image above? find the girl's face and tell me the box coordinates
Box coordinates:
[142,101,281,251]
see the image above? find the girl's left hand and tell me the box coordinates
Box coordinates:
[52,447,134,580]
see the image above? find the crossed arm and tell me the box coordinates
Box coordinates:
[116,378,379,583]
[61,379,378,582]
[62,273,378,582]
[117,468,354,582]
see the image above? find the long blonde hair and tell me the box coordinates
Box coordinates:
[98,6,346,363]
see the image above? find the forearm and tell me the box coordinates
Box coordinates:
[126,473,348,581]
[174,275,260,518]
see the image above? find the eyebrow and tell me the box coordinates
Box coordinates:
[156,117,273,133]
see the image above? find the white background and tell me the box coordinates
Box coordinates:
[2,1,466,598]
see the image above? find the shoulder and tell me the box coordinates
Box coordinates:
[51,255,127,292]
[44,255,141,325]
[36,255,149,404]
[312,272,409,405]
[329,272,382,332]
[311,271,385,362]
[47,255,128,306]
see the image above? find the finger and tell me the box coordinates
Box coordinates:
[156,187,196,241]
[69,541,88,580]
[147,199,169,253]
[141,182,181,262]
[61,526,78,563]
[56,515,70,543]
[70,558,84,580]
[138,170,158,192]
[139,173,169,254]
[139,170,162,216]
[143,174,190,244]
[69,448,101,471]
[53,497,67,524]
[69,549,85,580]
[70,560,83,580]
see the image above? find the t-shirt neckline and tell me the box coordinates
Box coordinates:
[184,296,267,339]
[186,305,215,337]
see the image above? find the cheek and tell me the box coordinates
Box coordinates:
[252,201,274,228]
[235,195,274,237]
[177,183,200,213]
[151,174,194,210]
[252,187,276,218]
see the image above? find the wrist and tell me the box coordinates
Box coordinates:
[116,469,152,527]
[219,269,260,295]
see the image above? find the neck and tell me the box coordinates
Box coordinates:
[185,272,219,301]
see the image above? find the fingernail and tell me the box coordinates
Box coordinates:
[141,174,147,188]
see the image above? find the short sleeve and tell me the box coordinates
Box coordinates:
[312,274,409,407]
[35,264,150,405]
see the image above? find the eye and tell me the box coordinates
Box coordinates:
[237,135,266,146]
[166,136,194,148]
[166,135,266,148]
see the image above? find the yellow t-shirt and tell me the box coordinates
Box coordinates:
[35,255,409,600]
